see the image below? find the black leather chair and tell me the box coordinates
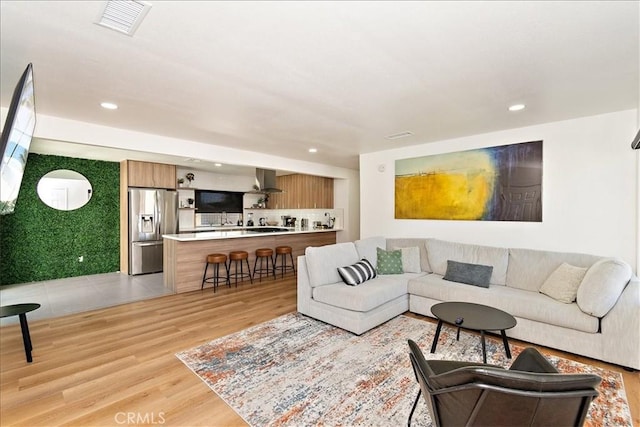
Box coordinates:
[407,339,601,427]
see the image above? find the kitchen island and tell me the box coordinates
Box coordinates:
[163,227,338,293]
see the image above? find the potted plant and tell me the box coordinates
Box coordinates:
[187,198,195,208]
[177,178,185,187]
[185,173,195,187]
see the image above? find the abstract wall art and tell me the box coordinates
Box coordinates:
[395,140,543,222]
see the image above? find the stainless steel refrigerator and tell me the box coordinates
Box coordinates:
[128,188,178,275]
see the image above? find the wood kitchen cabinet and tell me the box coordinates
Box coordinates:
[268,174,333,208]
[124,160,176,189]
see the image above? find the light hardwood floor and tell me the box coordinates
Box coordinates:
[1,277,638,426]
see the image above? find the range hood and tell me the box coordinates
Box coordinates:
[251,168,284,193]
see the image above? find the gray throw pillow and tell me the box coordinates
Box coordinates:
[443,260,493,288]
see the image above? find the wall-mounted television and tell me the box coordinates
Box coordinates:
[1,63,36,215]
[195,190,243,213]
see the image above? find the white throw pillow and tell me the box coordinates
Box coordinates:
[392,246,421,273]
[539,262,587,304]
[577,258,632,317]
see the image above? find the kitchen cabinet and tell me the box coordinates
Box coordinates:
[268,174,333,209]
[124,160,176,189]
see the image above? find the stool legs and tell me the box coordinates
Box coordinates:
[253,254,275,281]
[274,247,296,278]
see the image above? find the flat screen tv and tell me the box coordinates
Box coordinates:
[195,190,243,213]
[1,63,36,215]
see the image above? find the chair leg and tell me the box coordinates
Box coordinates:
[225,261,231,287]
[253,257,259,280]
[289,252,296,275]
[408,389,421,427]
[245,258,253,283]
[201,262,209,290]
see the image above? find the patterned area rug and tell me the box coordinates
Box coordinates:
[176,313,632,427]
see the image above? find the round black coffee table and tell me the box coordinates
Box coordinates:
[430,301,517,363]
[0,303,41,363]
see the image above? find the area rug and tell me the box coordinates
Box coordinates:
[176,313,632,427]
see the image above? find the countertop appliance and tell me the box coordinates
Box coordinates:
[129,188,178,275]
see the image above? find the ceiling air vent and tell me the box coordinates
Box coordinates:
[385,131,413,140]
[95,0,152,36]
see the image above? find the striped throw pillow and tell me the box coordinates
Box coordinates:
[337,259,377,286]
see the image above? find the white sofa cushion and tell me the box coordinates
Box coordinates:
[425,238,509,285]
[354,236,386,268]
[577,258,632,317]
[386,238,432,272]
[539,263,587,303]
[506,248,601,292]
[305,242,359,288]
[395,246,422,273]
[408,275,599,333]
[313,274,416,312]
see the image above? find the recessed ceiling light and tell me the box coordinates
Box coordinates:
[508,104,526,112]
[100,102,118,110]
[214,163,222,167]
[385,131,413,140]
[308,148,318,153]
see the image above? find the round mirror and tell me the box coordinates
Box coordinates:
[37,169,92,211]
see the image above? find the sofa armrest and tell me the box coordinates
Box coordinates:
[297,255,313,315]
[600,276,640,369]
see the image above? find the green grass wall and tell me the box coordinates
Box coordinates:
[0,154,120,286]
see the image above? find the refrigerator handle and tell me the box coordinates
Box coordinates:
[156,191,162,236]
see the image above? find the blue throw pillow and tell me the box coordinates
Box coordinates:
[443,260,493,288]
[337,259,377,286]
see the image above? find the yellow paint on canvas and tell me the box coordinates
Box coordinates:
[395,151,496,220]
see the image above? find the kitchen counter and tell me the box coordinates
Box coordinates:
[164,226,340,241]
[162,228,338,293]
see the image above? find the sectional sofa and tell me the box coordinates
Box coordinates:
[296,236,639,370]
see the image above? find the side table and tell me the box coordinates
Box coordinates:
[0,303,41,363]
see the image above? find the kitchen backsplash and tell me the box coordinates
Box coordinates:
[183,208,344,230]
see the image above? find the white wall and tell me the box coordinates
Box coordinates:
[360,109,639,272]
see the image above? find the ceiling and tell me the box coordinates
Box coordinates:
[1,1,638,172]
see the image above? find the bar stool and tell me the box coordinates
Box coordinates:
[253,248,274,282]
[201,253,229,292]
[228,250,253,286]
[273,245,296,278]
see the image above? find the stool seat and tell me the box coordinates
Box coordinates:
[201,253,229,292]
[253,248,275,282]
[256,248,274,257]
[275,246,292,255]
[207,253,227,264]
[274,245,296,278]
[228,250,252,285]
[229,250,249,260]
